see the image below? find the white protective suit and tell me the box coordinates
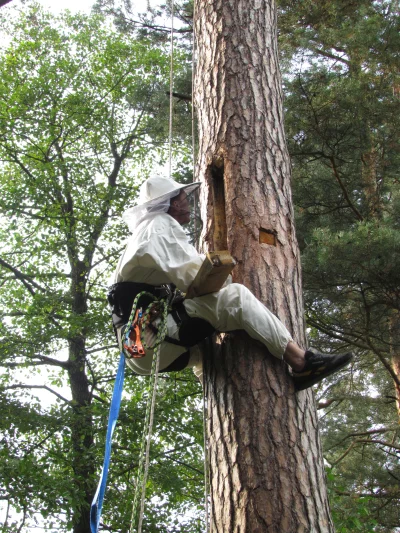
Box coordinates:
[113,213,292,376]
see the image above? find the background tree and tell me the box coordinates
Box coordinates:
[279,0,400,529]
[0,5,205,532]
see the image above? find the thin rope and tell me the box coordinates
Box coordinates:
[191,0,201,251]
[168,0,174,179]
[192,10,209,529]
[127,293,170,533]
[191,0,196,175]
[136,351,161,533]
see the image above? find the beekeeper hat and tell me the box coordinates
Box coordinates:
[122,176,200,232]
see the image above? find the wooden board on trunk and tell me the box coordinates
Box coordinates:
[185,250,236,299]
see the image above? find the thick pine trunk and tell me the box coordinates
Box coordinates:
[194,1,334,531]
[390,314,400,419]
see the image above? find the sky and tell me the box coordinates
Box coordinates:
[4,0,153,17]
[34,0,95,13]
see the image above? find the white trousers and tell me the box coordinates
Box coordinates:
[122,283,292,376]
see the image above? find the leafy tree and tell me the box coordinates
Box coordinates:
[0,4,204,532]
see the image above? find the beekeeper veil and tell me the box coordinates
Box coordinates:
[122,176,200,232]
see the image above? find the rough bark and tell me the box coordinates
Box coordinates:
[390,314,400,419]
[194,1,334,531]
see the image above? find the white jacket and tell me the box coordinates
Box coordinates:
[114,213,205,290]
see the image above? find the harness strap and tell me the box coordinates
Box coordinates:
[147,322,188,348]
[170,304,191,327]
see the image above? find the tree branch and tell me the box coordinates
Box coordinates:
[0,256,46,294]
[355,439,400,451]
[86,344,118,355]
[165,91,192,102]
[335,488,400,499]
[2,384,71,405]
[313,47,351,67]
[329,440,357,467]
[329,156,364,221]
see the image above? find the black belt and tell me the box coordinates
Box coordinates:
[109,281,215,349]
[108,281,178,330]
[150,302,215,349]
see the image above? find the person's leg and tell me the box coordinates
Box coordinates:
[183,283,293,359]
[184,283,354,389]
[283,341,306,371]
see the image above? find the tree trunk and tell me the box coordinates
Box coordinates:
[390,313,400,419]
[69,261,95,533]
[194,1,334,531]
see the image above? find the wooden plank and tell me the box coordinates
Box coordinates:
[186,250,236,299]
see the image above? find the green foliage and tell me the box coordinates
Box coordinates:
[0,3,200,532]
[1,0,399,531]
[280,0,400,529]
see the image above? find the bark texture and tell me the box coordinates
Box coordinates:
[194,1,334,531]
[390,314,400,419]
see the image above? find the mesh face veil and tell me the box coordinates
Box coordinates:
[122,176,200,232]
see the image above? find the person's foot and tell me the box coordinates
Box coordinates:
[293,348,354,391]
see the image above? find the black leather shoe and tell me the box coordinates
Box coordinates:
[293,348,354,391]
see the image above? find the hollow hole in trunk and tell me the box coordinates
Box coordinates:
[209,159,228,251]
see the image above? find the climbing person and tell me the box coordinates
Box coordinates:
[109,175,353,390]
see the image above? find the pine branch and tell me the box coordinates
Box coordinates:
[329,156,364,221]
[329,440,357,467]
[326,426,399,452]
[334,488,400,499]
[313,47,351,67]
[347,427,399,438]
[355,439,400,451]
[317,395,396,408]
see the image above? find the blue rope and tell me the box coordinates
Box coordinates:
[90,353,126,533]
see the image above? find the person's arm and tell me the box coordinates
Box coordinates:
[136,218,205,292]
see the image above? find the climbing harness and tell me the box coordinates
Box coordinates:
[91,290,170,533]
[126,292,169,533]
[91,247,235,530]
[91,246,234,531]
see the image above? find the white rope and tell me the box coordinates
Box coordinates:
[168,0,174,179]
[192,9,209,530]
[137,352,161,533]
[191,0,200,250]
[191,0,196,176]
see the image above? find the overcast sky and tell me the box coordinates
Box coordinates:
[7,0,151,15]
